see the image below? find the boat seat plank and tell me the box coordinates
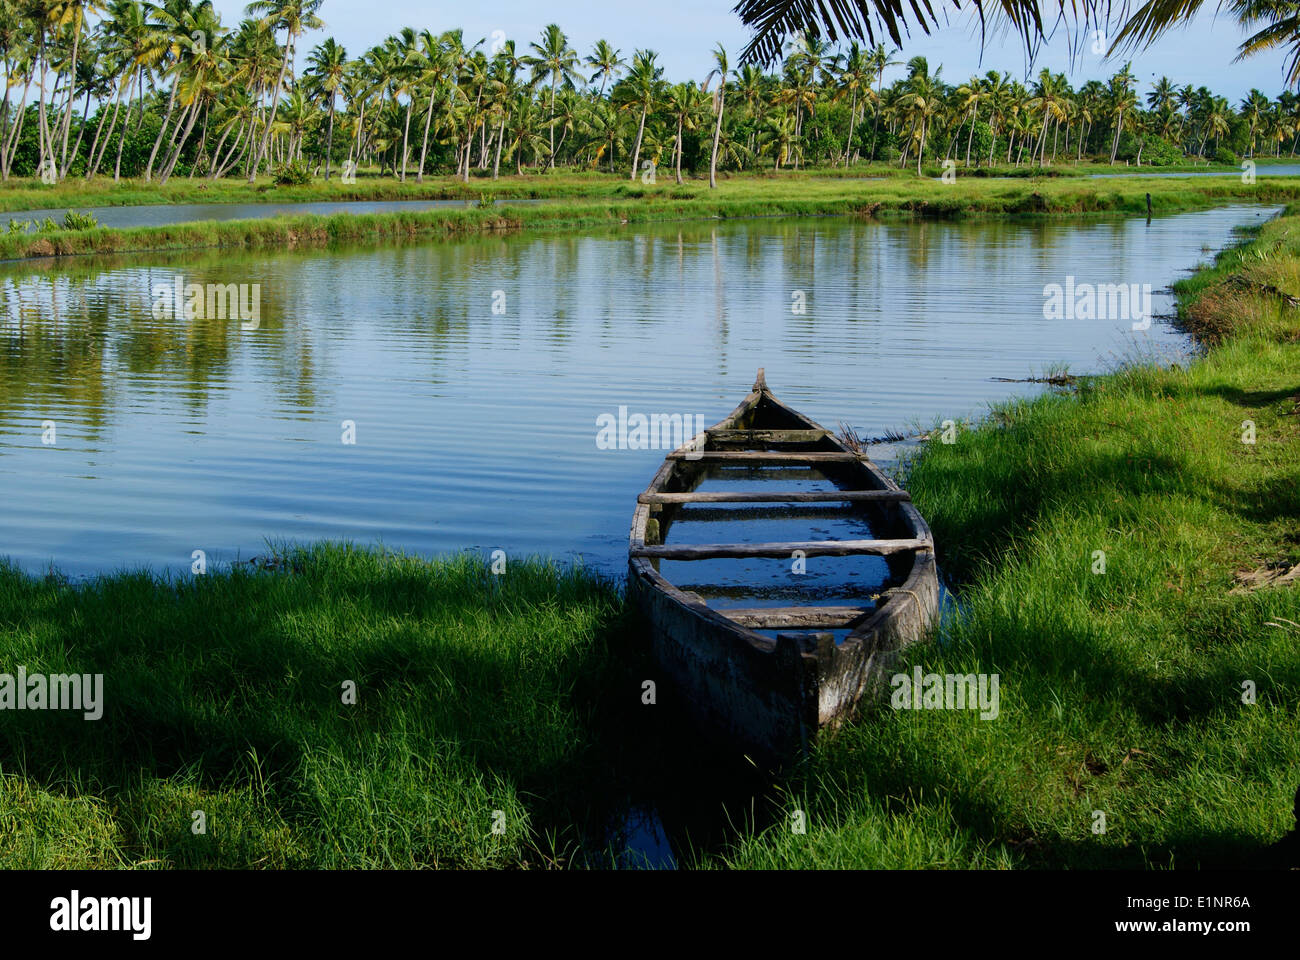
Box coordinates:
[705,428,831,444]
[719,606,871,628]
[638,490,910,504]
[667,451,866,463]
[631,538,930,559]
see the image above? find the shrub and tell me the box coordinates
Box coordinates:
[1138,136,1183,166]
[1213,146,1240,165]
[61,210,99,231]
[272,159,311,186]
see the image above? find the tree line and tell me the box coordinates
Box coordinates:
[0,0,1293,186]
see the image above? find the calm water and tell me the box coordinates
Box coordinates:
[1089,163,1300,178]
[0,205,1276,579]
[0,197,543,231]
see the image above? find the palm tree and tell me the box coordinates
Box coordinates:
[833,42,871,166]
[955,74,985,166]
[1241,88,1270,157]
[526,23,577,171]
[157,0,227,183]
[504,92,547,174]
[865,43,897,161]
[305,36,344,179]
[898,56,941,175]
[616,48,663,181]
[585,39,623,98]
[243,0,323,182]
[759,111,795,169]
[1107,63,1137,164]
[1174,83,1196,147]
[582,99,624,173]
[982,70,1009,165]
[1028,68,1067,166]
[705,44,727,188]
[486,42,520,179]
[1230,0,1300,86]
[734,1,1210,71]
[1147,75,1175,113]
[664,80,706,183]
[53,0,105,177]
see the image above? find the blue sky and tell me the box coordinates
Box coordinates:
[208,0,1292,101]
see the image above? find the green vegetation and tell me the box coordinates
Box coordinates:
[723,208,1300,869]
[3,1,1299,192]
[2,205,1297,869]
[0,548,643,868]
[4,174,1298,262]
[3,210,99,235]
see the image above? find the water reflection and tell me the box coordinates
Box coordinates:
[0,206,1277,577]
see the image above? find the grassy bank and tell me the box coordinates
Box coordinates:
[4,175,1299,263]
[721,209,1300,869]
[3,192,1298,871]
[0,547,653,868]
[0,163,1253,213]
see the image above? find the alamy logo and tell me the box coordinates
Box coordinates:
[890,667,1000,720]
[50,891,151,940]
[1042,276,1152,328]
[0,667,103,720]
[596,407,706,452]
[151,274,260,326]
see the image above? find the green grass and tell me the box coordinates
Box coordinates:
[3,195,1298,870]
[4,174,1299,262]
[0,157,1269,214]
[717,210,1300,869]
[0,546,647,868]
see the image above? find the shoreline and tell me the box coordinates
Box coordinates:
[2,198,1297,870]
[3,176,1299,264]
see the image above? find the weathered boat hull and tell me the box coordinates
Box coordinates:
[628,370,940,763]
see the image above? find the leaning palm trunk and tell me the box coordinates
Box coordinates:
[400,99,413,180]
[352,97,366,166]
[965,105,976,166]
[416,89,436,182]
[492,114,506,179]
[36,39,54,177]
[547,77,556,170]
[85,84,121,179]
[190,104,209,177]
[674,117,683,184]
[869,77,884,160]
[249,42,293,182]
[57,19,83,175]
[206,122,234,179]
[113,93,133,181]
[64,86,94,178]
[0,74,13,179]
[630,104,647,181]
[709,87,725,188]
[144,82,178,181]
[2,76,31,180]
[214,122,251,178]
[159,98,201,183]
[323,100,335,180]
[843,90,858,167]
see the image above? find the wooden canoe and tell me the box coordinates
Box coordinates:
[627,368,939,762]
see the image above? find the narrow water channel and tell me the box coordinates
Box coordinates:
[0,205,1274,581]
[0,202,1279,866]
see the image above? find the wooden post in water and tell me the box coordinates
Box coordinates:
[1146,192,1152,220]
